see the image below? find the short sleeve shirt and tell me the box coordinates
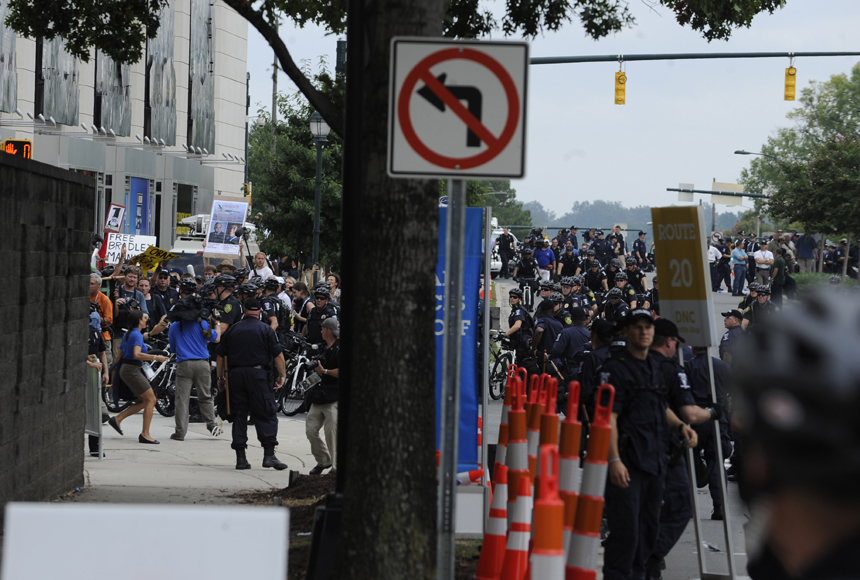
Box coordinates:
[121,328,147,361]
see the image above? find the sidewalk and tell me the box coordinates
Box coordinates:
[65,411,317,505]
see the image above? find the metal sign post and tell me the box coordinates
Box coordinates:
[482,206,492,530]
[651,205,735,579]
[437,179,466,580]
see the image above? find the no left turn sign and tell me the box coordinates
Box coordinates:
[388,38,529,179]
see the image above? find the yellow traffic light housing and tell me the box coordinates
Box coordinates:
[615,71,627,105]
[785,66,797,101]
[2,139,32,159]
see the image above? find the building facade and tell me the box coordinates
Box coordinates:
[0,0,248,248]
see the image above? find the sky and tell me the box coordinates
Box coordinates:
[244,0,860,217]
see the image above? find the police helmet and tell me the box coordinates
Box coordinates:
[588,259,600,268]
[757,285,771,295]
[561,276,575,287]
[540,280,554,290]
[749,282,760,293]
[549,292,564,304]
[264,277,281,290]
[733,293,860,499]
[607,287,623,298]
[553,283,562,292]
[597,230,604,236]
[565,243,574,250]
[626,257,636,266]
[234,268,250,280]
[615,271,628,282]
[509,288,524,299]
[610,258,621,269]
[586,249,596,257]
[830,275,842,284]
[199,282,216,297]
[213,274,236,288]
[237,282,257,295]
[572,275,584,286]
[179,279,197,294]
[522,247,534,256]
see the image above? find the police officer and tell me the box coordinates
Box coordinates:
[260,277,284,333]
[584,259,608,293]
[576,319,614,413]
[685,346,732,520]
[216,298,288,470]
[719,309,744,366]
[593,230,612,265]
[512,247,540,308]
[625,257,648,294]
[633,231,648,268]
[644,277,659,317]
[568,225,579,250]
[532,298,563,374]
[497,227,515,278]
[505,288,536,373]
[556,242,581,278]
[742,285,778,330]
[305,284,338,345]
[571,275,598,318]
[550,306,590,377]
[613,271,638,309]
[152,268,180,309]
[605,258,623,288]
[601,288,630,326]
[600,311,697,580]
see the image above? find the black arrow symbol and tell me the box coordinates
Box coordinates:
[417,73,484,148]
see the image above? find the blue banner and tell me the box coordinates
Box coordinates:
[436,207,483,473]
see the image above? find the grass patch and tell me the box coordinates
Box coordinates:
[490,282,497,308]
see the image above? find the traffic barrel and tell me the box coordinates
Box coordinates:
[475,464,509,580]
[559,381,583,557]
[539,377,560,448]
[495,366,523,486]
[531,446,565,580]
[527,374,549,482]
[457,468,485,485]
[506,374,529,531]
[499,474,533,580]
[565,384,615,580]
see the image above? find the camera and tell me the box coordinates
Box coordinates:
[127,299,141,310]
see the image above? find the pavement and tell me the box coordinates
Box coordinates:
[488,273,754,580]
[68,410,318,505]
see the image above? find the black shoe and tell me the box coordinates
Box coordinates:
[236,449,251,470]
[309,464,332,475]
[262,446,288,470]
[101,413,110,424]
[138,434,160,444]
[711,505,724,520]
[726,464,738,476]
[727,471,739,482]
[108,416,123,435]
[89,450,104,457]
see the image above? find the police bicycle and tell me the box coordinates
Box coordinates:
[278,332,322,416]
[514,276,539,312]
[489,331,514,400]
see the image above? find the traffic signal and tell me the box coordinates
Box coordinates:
[615,72,626,105]
[785,67,797,101]
[2,139,32,159]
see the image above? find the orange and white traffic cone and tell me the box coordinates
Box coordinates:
[500,474,533,580]
[559,381,583,558]
[565,384,615,580]
[457,468,485,485]
[475,464,510,580]
[478,416,484,467]
[506,374,529,532]
[495,366,522,487]
[539,377,560,449]
[531,446,565,580]
[527,374,549,482]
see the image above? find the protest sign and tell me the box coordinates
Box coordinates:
[136,246,179,273]
[105,233,157,265]
[203,196,249,259]
[104,204,126,234]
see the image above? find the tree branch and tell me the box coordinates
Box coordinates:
[225,0,345,137]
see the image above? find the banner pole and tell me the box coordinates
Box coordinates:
[482,206,492,531]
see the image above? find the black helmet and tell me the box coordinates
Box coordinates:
[572,275,584,286]
[564,243,574,250]
[830,275,842,284]
[237,282,257,295]
[588,259,599,268]
[561,276,575,287]
[264,277,281,290]
[615,271,628,282]
[597,230,604,236]
[607,287,624,298]
[552,283,562,292]
[549,292,564,304]
[749,282,760,293]
[610,258,621,269]
[626,257,636,266]
[540,279,554,290]
[733,293,860,499]
[509,288,524,299]
[213,274,236,288]
[199,282,216,297]
[179,279,197,294]
[234,268,250,280]
[586,249,596,257]
[757,285,771,295]
[522,248,533,256]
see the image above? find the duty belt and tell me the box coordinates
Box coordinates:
[231,365,264,369]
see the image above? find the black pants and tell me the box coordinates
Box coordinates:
[604,464,664,580]
[694,420,732,508]
[652,456,692,561]
[228,367,279,450]
[500,250,512,277]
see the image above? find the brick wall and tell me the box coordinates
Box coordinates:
[0,154,95,518]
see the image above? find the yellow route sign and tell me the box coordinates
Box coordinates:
[651,205,716,346]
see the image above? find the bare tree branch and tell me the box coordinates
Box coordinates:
[224,0,344,137]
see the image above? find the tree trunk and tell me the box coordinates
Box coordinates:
[336,0,442,576]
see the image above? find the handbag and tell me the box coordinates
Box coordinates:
[110,360,135,405]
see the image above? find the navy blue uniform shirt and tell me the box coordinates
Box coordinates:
[216,317,283,367]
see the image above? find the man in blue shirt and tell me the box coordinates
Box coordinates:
[168,299,222,441]
[533,238,556,281]
[795,233,818,273]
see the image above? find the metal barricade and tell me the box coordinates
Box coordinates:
[84,367,104,459]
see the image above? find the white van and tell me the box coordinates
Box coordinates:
[166,214,262,277]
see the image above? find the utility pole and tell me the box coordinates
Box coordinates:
[711,178,717,234]
[271,16,279,156]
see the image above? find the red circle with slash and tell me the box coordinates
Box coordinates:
[398,47,520,170]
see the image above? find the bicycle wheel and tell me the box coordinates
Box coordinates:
[103,363,132,413]
[148,352,176,417]
[281,367,308,417]
[489,353,512,400]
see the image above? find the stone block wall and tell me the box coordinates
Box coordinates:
[0,153,94,518]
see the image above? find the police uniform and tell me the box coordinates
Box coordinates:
[644,287,659,314]
[550,324,590,376]
[534,311,563,362]
[558,251,581,276]
[152,285,180,309]
[601,299,630,326]
[605,267,620,288]
[508,305,534,368]
[633,237,647,264]
[685,354,732,515]
[649,351,698,570]
[260,294,283,328]
[216,315,284,452]
[743,299,779,329]
[600,351,671,580]
[719,325,744,362]
[619,283,638,307]
[306,302,338,345]
[555,307,573,328]
[585,268,607,294]
[626,267,647,294]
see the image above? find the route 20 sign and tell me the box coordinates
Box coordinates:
[388,38,528,179]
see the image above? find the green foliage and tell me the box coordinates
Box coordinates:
[248,63,344,271]
[5,0,168,63]
[662,0,786,41]
[792,272,834,296]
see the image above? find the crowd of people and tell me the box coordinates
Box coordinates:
[87,238,340,474]
[497,222,860,580]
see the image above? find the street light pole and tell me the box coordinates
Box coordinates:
[309,111,331,285]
